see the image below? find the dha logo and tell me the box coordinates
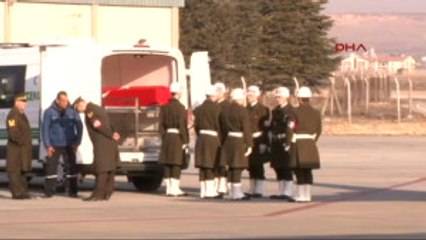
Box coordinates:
[335,43,367,53]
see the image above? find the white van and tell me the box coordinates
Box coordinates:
[0,41,211,191]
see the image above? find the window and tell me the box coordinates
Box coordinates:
[0,66,26,109]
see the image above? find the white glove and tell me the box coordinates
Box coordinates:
[259,144,267,154]
[283,143,290,152]
[182,144,188,150]
[244,147,252,157]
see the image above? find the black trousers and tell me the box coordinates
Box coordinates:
[248,165,265,180]
[199,168,215,181]
[8,171,29,198]
[294,169,313,184]
[215,166,227,178]
[163,165,182,179]
[92,171,115,198]
[273,168,293,181]
[227,168,243,183]
[44,146,78,196]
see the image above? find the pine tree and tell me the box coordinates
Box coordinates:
[180,0,339,89]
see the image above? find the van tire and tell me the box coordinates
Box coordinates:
[130,176,162,192]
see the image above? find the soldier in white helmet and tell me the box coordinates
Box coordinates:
[290,86,322,203]
[245,85,270,198]
[219,88,252,200]
[269,86,296,201]
[193,85,222,199]
[159,82,190,197]
[214,82,230,196]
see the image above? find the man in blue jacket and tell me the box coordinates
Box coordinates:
[42,91,83,198]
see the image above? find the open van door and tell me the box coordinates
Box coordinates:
[188,52,211,110]
[39,45,103,166]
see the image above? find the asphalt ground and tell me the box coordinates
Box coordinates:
[0,136,425,239]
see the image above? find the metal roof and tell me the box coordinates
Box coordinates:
[17,0,185,7]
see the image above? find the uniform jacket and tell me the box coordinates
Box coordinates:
[42,101,83,148]
[246,102,270,166]
[270,104,295,169]
[84,102,119,173]
[159,98,189,166]
[219,101,253,168]
[290,103,322,169]
[6,107,32,172]
[193,99,221,168]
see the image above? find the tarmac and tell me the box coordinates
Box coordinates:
[0,136,425,239]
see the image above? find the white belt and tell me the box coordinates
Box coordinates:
[275,133,286,140]
[292,133,316,143]
[167,128,179,134]
[252,132,262,138]
[228,132,243,138]
[200,129,218,136]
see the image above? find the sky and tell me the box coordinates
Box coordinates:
[324,0,426,14]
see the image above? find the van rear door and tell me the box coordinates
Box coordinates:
[40,45,102,165]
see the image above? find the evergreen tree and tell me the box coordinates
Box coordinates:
[180,0,338,89]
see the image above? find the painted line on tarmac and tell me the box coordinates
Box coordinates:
[264,177,426,217]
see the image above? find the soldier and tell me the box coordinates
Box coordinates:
[73,97,120,201]
[42,91,83,198]
[193,85,221,199]
[6,93,34,200]
[220,88,253,201]
[245,85,270,198]
[290,87,322,203]
[159,82,189,197]
[214,82,230,196]
[269,87,295,201]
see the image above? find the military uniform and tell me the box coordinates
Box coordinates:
[290,103,321,185]
[193,99,221,198]
[246,102,269,196]
[220,101,253,199]
[215,99,231,194]
[269,103,295,200]
[84,102,119,200]
[6,106,33,199]
[159,97,189,196]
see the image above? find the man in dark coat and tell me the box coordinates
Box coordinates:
[159,82,189,197]
[42,91,83,198]
[214,82,230,195]
[6,93,33,200]
[245,85,270,198]
[269,87,296,201]
[290,86,322,203]
[73,97,120,201]
[193,85,222,199]
[220,88,253,201]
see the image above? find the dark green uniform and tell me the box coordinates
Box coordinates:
[6,107,32,198]
[194,99,221,181]
[159,98,189,179]
[220,102,253,183]
[84,102,119,199]
[290,103,322,184]
[246,102,269,179]
[270,104,295,181]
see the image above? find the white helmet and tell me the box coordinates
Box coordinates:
[170,82,183,93]
[214,82,226,94]
[298,86,312,98]
[205,85,217,96]
[247,85,261,96]
[274,87,290,97]
[230,88,246,100]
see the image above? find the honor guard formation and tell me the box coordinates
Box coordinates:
[5,83,321,202]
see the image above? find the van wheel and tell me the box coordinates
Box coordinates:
[129,176,163,192]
